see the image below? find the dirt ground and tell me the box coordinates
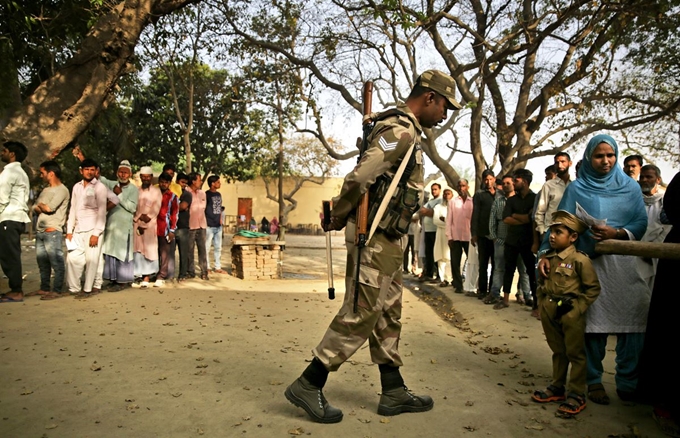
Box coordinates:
[0,234,664,437]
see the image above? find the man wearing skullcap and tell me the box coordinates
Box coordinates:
[132,166,162,288]
[98,160,139,292]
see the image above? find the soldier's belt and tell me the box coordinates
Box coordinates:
[547,294,577,302]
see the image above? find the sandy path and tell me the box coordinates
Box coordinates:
[0,235,662,437]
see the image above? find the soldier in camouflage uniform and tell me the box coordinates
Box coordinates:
[285,70,462,423]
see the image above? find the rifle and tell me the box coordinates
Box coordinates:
[322,200,335,300]
[353,81,374,313]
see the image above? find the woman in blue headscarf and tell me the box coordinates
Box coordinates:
[539,134,648,406]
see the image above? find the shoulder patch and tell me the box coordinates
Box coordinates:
[397,118,411,128]
[379,136,398,151]
[577,250,590,258]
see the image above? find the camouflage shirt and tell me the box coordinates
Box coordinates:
[332,103,424,225]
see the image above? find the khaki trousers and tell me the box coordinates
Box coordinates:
[313,223,405,371]
[540,298,587,395]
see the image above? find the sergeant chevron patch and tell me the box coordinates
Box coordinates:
[379,136,398,151]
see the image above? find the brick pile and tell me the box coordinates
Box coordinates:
[231,243,282,280]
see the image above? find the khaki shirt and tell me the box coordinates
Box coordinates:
[538,244,600,313]
[332,103,424,224]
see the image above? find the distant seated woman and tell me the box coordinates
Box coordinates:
[270,217,279,235]
[261,217,270,234]
[249,217,258,231]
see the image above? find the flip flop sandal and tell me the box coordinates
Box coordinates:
[25,290,50,297]
[587,383,610,405]
[532,385,566,403]
[493,301,509,310]
[40,292,66,300]
[0,294,24,303]
[557,393,587,415]
[483,295,499,305]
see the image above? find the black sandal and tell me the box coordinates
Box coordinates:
[587,383,610,405]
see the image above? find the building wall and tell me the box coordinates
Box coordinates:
[216,176,344,226]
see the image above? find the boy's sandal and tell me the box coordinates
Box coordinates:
[587,383,610,405]
[557,393,587,415]
[531,385,566,403]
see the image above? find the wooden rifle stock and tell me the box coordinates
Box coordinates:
[353,81,373,313]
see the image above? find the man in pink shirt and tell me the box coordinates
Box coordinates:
[187,173,209,280]
[65,159,108,298]
[446,179,473,294]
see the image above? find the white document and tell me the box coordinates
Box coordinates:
[575,202,607,228]
[65,238,78,252]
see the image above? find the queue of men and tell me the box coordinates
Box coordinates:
[410,151,669,321]
[0,140,226,302]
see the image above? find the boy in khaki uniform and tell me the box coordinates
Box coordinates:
[532,210,600,416]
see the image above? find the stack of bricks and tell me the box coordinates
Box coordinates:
[231,243,282,280]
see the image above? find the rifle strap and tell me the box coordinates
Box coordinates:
[366,142,417,245]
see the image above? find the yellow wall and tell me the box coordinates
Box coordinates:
[216,176,344,226]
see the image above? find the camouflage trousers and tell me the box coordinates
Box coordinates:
[313,222,406,371]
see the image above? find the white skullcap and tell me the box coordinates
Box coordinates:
[139,166,153,175]
[118,160,132,170]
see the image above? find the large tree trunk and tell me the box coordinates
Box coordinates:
[0,40,22,130]
[0,0,198,171]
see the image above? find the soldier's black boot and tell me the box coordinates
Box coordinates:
[377,364,433,416]
[284,358,342,423]
[284,376,343,423]
[377,386,434,416]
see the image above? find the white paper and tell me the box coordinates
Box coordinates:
[65,238,78,252]
[575,202,607,228]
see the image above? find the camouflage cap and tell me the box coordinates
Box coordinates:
[549,210,588,235]
[417,70,463,110]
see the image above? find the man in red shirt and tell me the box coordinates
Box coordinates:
[155,173,179,287]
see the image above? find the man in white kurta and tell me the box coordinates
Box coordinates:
[433,188,452,286]
[133,167,161,287]
[639,165,671,290]
[66,159,108,297]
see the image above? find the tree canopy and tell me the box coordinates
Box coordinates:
[1,0,678,182]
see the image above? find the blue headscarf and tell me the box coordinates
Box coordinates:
[541,134,647,256]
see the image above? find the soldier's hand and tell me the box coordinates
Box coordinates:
[89,235,99,247]
[321,217,345,232]
[470,236,478,247]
